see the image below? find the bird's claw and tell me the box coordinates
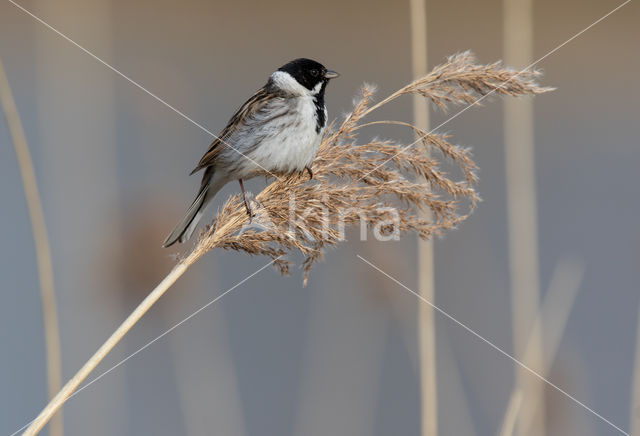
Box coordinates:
[243,191,262,223]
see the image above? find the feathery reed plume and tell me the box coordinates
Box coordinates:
[22,52,551,435]
[0,58,63,436]
[187,51,551,284]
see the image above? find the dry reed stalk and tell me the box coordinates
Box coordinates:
[503,0,545,434]
[498,258,584,435]
[0,58,64,436]
[500,390,524,436]
[518,259,583,432]
[34,0,126,431]
[22,52,551,435]
[409,0,437,435]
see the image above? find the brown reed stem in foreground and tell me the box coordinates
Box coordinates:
[22,52,551,435]
[0,58,64,436]
[409,1,437,435]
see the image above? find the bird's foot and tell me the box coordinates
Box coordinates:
[305,165,313,180]
[242,191,263,223]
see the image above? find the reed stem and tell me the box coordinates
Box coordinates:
[503,0,545,433]
[409,1,437,435]
[0,58,64,436]
[21,262,188,436]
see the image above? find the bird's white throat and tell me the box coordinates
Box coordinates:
[270,70,321,96]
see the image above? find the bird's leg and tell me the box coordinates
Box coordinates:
[305,165,313,180]
[238,179,253,220]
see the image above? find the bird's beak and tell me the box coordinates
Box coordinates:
[324,69,340,79]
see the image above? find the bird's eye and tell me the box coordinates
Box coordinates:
[310,69,319,77]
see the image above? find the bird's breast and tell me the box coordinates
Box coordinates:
[247,96,323,173]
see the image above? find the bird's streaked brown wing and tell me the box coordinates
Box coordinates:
[190,87,279,175]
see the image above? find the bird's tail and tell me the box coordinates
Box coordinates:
[163,171,224,247]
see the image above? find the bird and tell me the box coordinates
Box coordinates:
[162,58,339,247]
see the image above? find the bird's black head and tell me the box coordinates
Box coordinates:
[277,58,339,93]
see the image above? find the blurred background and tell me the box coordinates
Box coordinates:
[1,0,638,435]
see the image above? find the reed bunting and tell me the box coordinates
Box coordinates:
[163,58,339,247]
